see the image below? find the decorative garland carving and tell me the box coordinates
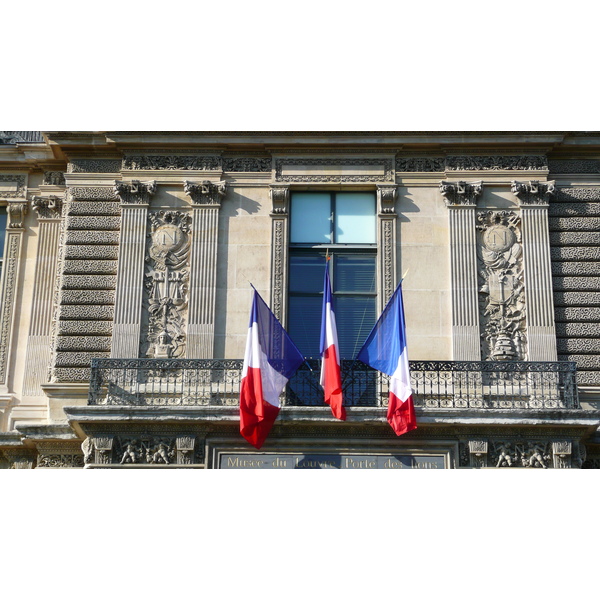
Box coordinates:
[142,211,191,359]
[511,180,555,206]
[476,211,526,361]
[183,180,227,205]
[122,156,222,171]
[0,175,26,198]
[43,172,66,186]
[274,158,394,183]
[440,180,482,206]
[31,195,63,219]
[113,180,157,204]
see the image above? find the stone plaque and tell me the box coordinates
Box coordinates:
[218,453,446,469]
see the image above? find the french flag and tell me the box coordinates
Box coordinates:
[320,260,346,420]
[356,281,417,436]
[240,288,304,449]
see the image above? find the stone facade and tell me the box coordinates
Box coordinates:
[1,132,600,468]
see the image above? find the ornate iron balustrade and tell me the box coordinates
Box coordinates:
[89,358,579,410]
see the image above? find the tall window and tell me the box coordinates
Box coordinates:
[288,192,377,359]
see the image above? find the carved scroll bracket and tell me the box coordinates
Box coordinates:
[6,199,28,229]
[440,180,483,207]
[269,184,290,215]
[184,180,227,206]
[114,180,157,205]
[511,180,555,207]
[377,184,398,215]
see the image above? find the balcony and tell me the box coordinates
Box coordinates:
[89,358,580,411]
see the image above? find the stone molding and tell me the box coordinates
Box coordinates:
[440,180,483,206]
[183,180,227,206]
[113,180,157,205]
[511,180,556,206]
[274,158,394,183]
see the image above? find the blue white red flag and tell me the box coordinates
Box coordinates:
[356,282,417,436]
[320,260,346,420]
[240,288,304,449]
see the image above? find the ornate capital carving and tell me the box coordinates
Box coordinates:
[468,440,488,468]
[183,180,227,206]
[377,184,398,214]
[113,180,157,204]
[6,199,28,228]
[511,180,555,206]
[440,180,482,207]
[269,185,290,215]
[31,195,63,219]
[552,440,573,469]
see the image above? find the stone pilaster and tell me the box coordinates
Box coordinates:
[0,198,28,389]
[441,181,483,361]
[22,196,63,397]
[111,181,156,358]
[512,180,558,361]
[377,184,398,309]
[269,185,290,323]
[184,180,226,358]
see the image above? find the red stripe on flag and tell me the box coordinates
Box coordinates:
[387,392,417,436]
[240,366,280,449]
[322,344,346,421]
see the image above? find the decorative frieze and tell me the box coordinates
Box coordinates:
[43,172,66,186]
[549,216,600,231]
[37,454,85,468]
[395,157,445,172]
[122,155,222,171]
[183,180,226,206]
[0,175,26,198]
[548,159,600,174]
[141,211,191,359]
[222,157,271,172]
[446,156,548,171]
[440,180,482,206]
[68,159,122,173]
[553,276,600,291]
[476,211,526,361]
[32,195,63,219]
[113,180,157,205]
[56,336,112,351]
[274,158,394,183]
[511,180,555,206]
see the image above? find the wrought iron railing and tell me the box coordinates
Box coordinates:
[89,358,579,410]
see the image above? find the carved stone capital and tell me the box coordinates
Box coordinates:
[113,180,157,205]
[91,435,114,465]
[31,195,63,219]
[377,184,398,214]
[468,440,488,468]
[511,180,555,206]
[440,180,482,207]
[183,180,227,206]
[6,199,28,228]
[552,440,573,469]
[269,185,290,215]
[2,448,37,469]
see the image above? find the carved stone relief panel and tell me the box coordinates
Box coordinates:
[476,211,527,361]
[141,211,191,358]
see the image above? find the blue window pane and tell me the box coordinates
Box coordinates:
[288,296,322,359]
[336,296,376,359]
[289,255,325,293]
[0,207,6,251]
[335,193,376,244]
[335,255,376,293]
[290,193,331,244]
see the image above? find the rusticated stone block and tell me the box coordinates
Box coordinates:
[65,230,119,245]
[57,321,113,336]
[575,371,600,386]
[67,201,121,216]
[557,338,600,353]
[555,322,598,337]
[554,291,600,307]
[549,203,600,217]
[69,187,116,200]
[555,307,600,322]
[559,355,600,369]
[550,246,600,261]
[552,276,600,291]
[551,262,600,276]
[549,217,600,231]
[60,290,116,305]
[549,231,600,246]
[54,351,111,367]
[62,275,117,290]
[555,187,600,202]
[69,159,121,173]
[64,245,120,260]
[53,367,91,382]
[55,336,111,351]
[60,305,115,321]
[63,260,118,275]
[67,216,121,231]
